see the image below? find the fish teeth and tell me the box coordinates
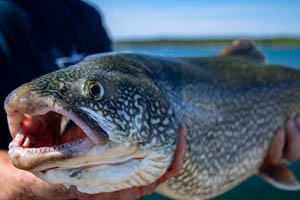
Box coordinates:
[60,116,70,136]
[23,136,30,148]
[13,132,25,146]
[15,132,25,140]
[8,133,24,149]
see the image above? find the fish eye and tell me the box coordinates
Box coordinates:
[88,82,104,99]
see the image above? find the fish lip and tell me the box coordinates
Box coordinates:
[8,136,94,170]
[39,155,146,174]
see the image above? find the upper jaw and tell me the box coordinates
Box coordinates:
[5,96,109,146]
[4,83,109,145]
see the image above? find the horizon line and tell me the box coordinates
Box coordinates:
[113,34,300,42]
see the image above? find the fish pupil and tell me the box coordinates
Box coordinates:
[91,85,100,95]
[90,84,101,97]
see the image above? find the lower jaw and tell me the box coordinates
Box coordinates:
[36,158,144,193]
[9,138,174,194]
[33,152,165,194]
[8,136,94,170]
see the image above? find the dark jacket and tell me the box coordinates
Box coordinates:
[0,0,111,149]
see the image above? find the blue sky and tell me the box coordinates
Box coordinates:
[86,0,300,40]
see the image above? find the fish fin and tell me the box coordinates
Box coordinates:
[258,163,300,191]
[257,121,300,191]
[219,40,265,64]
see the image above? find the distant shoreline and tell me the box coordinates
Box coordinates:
[114,37,300,48]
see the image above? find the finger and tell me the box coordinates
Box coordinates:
[284,119,300,162]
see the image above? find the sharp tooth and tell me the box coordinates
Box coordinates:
[23,136,30,148]
[15,132,25,144]
[9,132,25,149]
[60,116,70,135]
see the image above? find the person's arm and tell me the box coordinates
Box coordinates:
[0,150,72,200]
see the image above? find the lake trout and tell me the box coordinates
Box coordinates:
[4,40,300,199]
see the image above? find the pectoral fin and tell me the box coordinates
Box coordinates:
[258,163,300,191]
[258,120,300,190]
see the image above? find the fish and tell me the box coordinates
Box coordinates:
[4,40,300,200]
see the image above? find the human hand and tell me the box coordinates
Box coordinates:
[0,150,71,200]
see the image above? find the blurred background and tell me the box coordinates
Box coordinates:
[86,0,300,67]
[90,0,300,199]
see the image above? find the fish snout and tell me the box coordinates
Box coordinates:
[4,84,51,115]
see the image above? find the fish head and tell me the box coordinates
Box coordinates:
[4,53,179,194]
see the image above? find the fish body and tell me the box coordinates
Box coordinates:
[110,53,300,199]
[4,41,300,199]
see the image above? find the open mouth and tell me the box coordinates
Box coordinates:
[8,111,88,150]
[5,104,108,170]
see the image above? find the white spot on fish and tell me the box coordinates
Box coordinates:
[151,118,160,124]
[129,109,134,115]
[160,135,165,143]
[143,121,150,129]
[166,129,175,135]
[155,101,160,107]
[106,115,113,121]
[168,107,173,115]
[158,127,164,131]
[124,101,129,106]
[163,118,169,125]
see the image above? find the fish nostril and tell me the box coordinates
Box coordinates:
[5,85,33,113]
[5,85,50,115]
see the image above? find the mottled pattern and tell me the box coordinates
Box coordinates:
[118,54,300,199]
[7,52,300,199]
[5,53,183,193]
[19,55,179,150]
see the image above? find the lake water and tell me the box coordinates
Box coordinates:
[115,45,300,200]
[116,45,300,69]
